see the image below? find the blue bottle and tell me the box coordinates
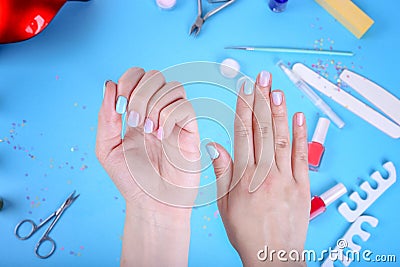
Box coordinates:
[269,0,288,12]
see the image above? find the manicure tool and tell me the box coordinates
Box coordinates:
[277,61,345,128]
[339,162,396,222]
[15,191,80,259]
[189,0,236,36]
[321,215,379,267]
[225,46,354,57]
[292,63,400,138]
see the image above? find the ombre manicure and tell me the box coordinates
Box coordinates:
[116,96,127,114]
[272,91,283,106]
[258,71,271,87]
[144,118,154,133]
[206,144,219,160]
[127,111,140,127]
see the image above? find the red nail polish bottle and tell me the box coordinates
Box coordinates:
[310,183,347,220]
[308,117,330,171]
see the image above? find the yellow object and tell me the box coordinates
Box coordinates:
[315,0,374,39]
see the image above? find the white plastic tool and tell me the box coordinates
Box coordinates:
[339,69,400,125]
[292,63,400,139]
[338,162,396,222]
[321,215,379,267]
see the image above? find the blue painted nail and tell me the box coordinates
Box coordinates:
[116,96,127,114]
[206,144,219,160]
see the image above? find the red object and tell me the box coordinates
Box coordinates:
[309,183,347,221]
[0,0,88,44]
[308,117,330,171]
[310,196,326,220]
[308,141,325,171]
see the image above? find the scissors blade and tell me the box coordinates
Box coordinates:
[57,191,79,214]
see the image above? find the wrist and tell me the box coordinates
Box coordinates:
[120,203,192,267]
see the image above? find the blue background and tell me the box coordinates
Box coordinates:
[1,0,399,266]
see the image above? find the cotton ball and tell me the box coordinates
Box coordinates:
[156,0,176,9]
[220,58,240,79]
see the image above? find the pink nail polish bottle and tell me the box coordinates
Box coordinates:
[308,117,330,171]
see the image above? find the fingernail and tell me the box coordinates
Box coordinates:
[127,111,140,127]
[272,91,283,106]
[206,144,219,160]
[116,96,127,114]
[296,113,305,126]
[144,118,154,133]
[243,80,254,95]
[157,127,164,140]
[258,71,271,87]
[102,80,111,99]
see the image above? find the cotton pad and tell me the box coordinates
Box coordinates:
[220,58,240,79]
[156,0,176,9]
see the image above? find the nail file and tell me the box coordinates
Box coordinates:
[338,162,396,222]
[339,69,400,125]
[292,63,400,139]
[321,215,379,267]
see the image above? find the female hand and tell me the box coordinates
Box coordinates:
[96,68,200,267]
[209,71,310,266]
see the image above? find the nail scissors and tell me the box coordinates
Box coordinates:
[189,0,236,36]
[14,191,80,259]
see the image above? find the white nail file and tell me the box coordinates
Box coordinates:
[340,69,400,125]
[292,63,400,139]
[321,215,379,267]
[338,162,396,222]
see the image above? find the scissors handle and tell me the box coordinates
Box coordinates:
[15,219,38,240]
[35,235,56,259]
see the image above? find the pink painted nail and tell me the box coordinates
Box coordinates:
[297,113,305,126]
[258,71,271,87]
[157,127,164,140]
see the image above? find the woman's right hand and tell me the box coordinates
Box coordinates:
[208,71,310,267]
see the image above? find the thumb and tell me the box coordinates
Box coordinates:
[206,143,233,210]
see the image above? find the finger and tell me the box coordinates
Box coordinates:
[159,99,197,140]
[270,90,291,173]
[234,79,255,168]
[291,113,309,185]
[96,80,120,163]
[115,67,145,114]
[146,81,186,137]
[249,71,275,192]
[126,70,166,132]
[253,71,274,165]
[206,143,233,212]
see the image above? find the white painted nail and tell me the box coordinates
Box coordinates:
[144,118,154,133]
[206,144,219,160]
[127,111,140,127]
[272,91,283,106]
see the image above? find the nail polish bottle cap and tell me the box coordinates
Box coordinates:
[312,117,331,145]
[320,183,347,207]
